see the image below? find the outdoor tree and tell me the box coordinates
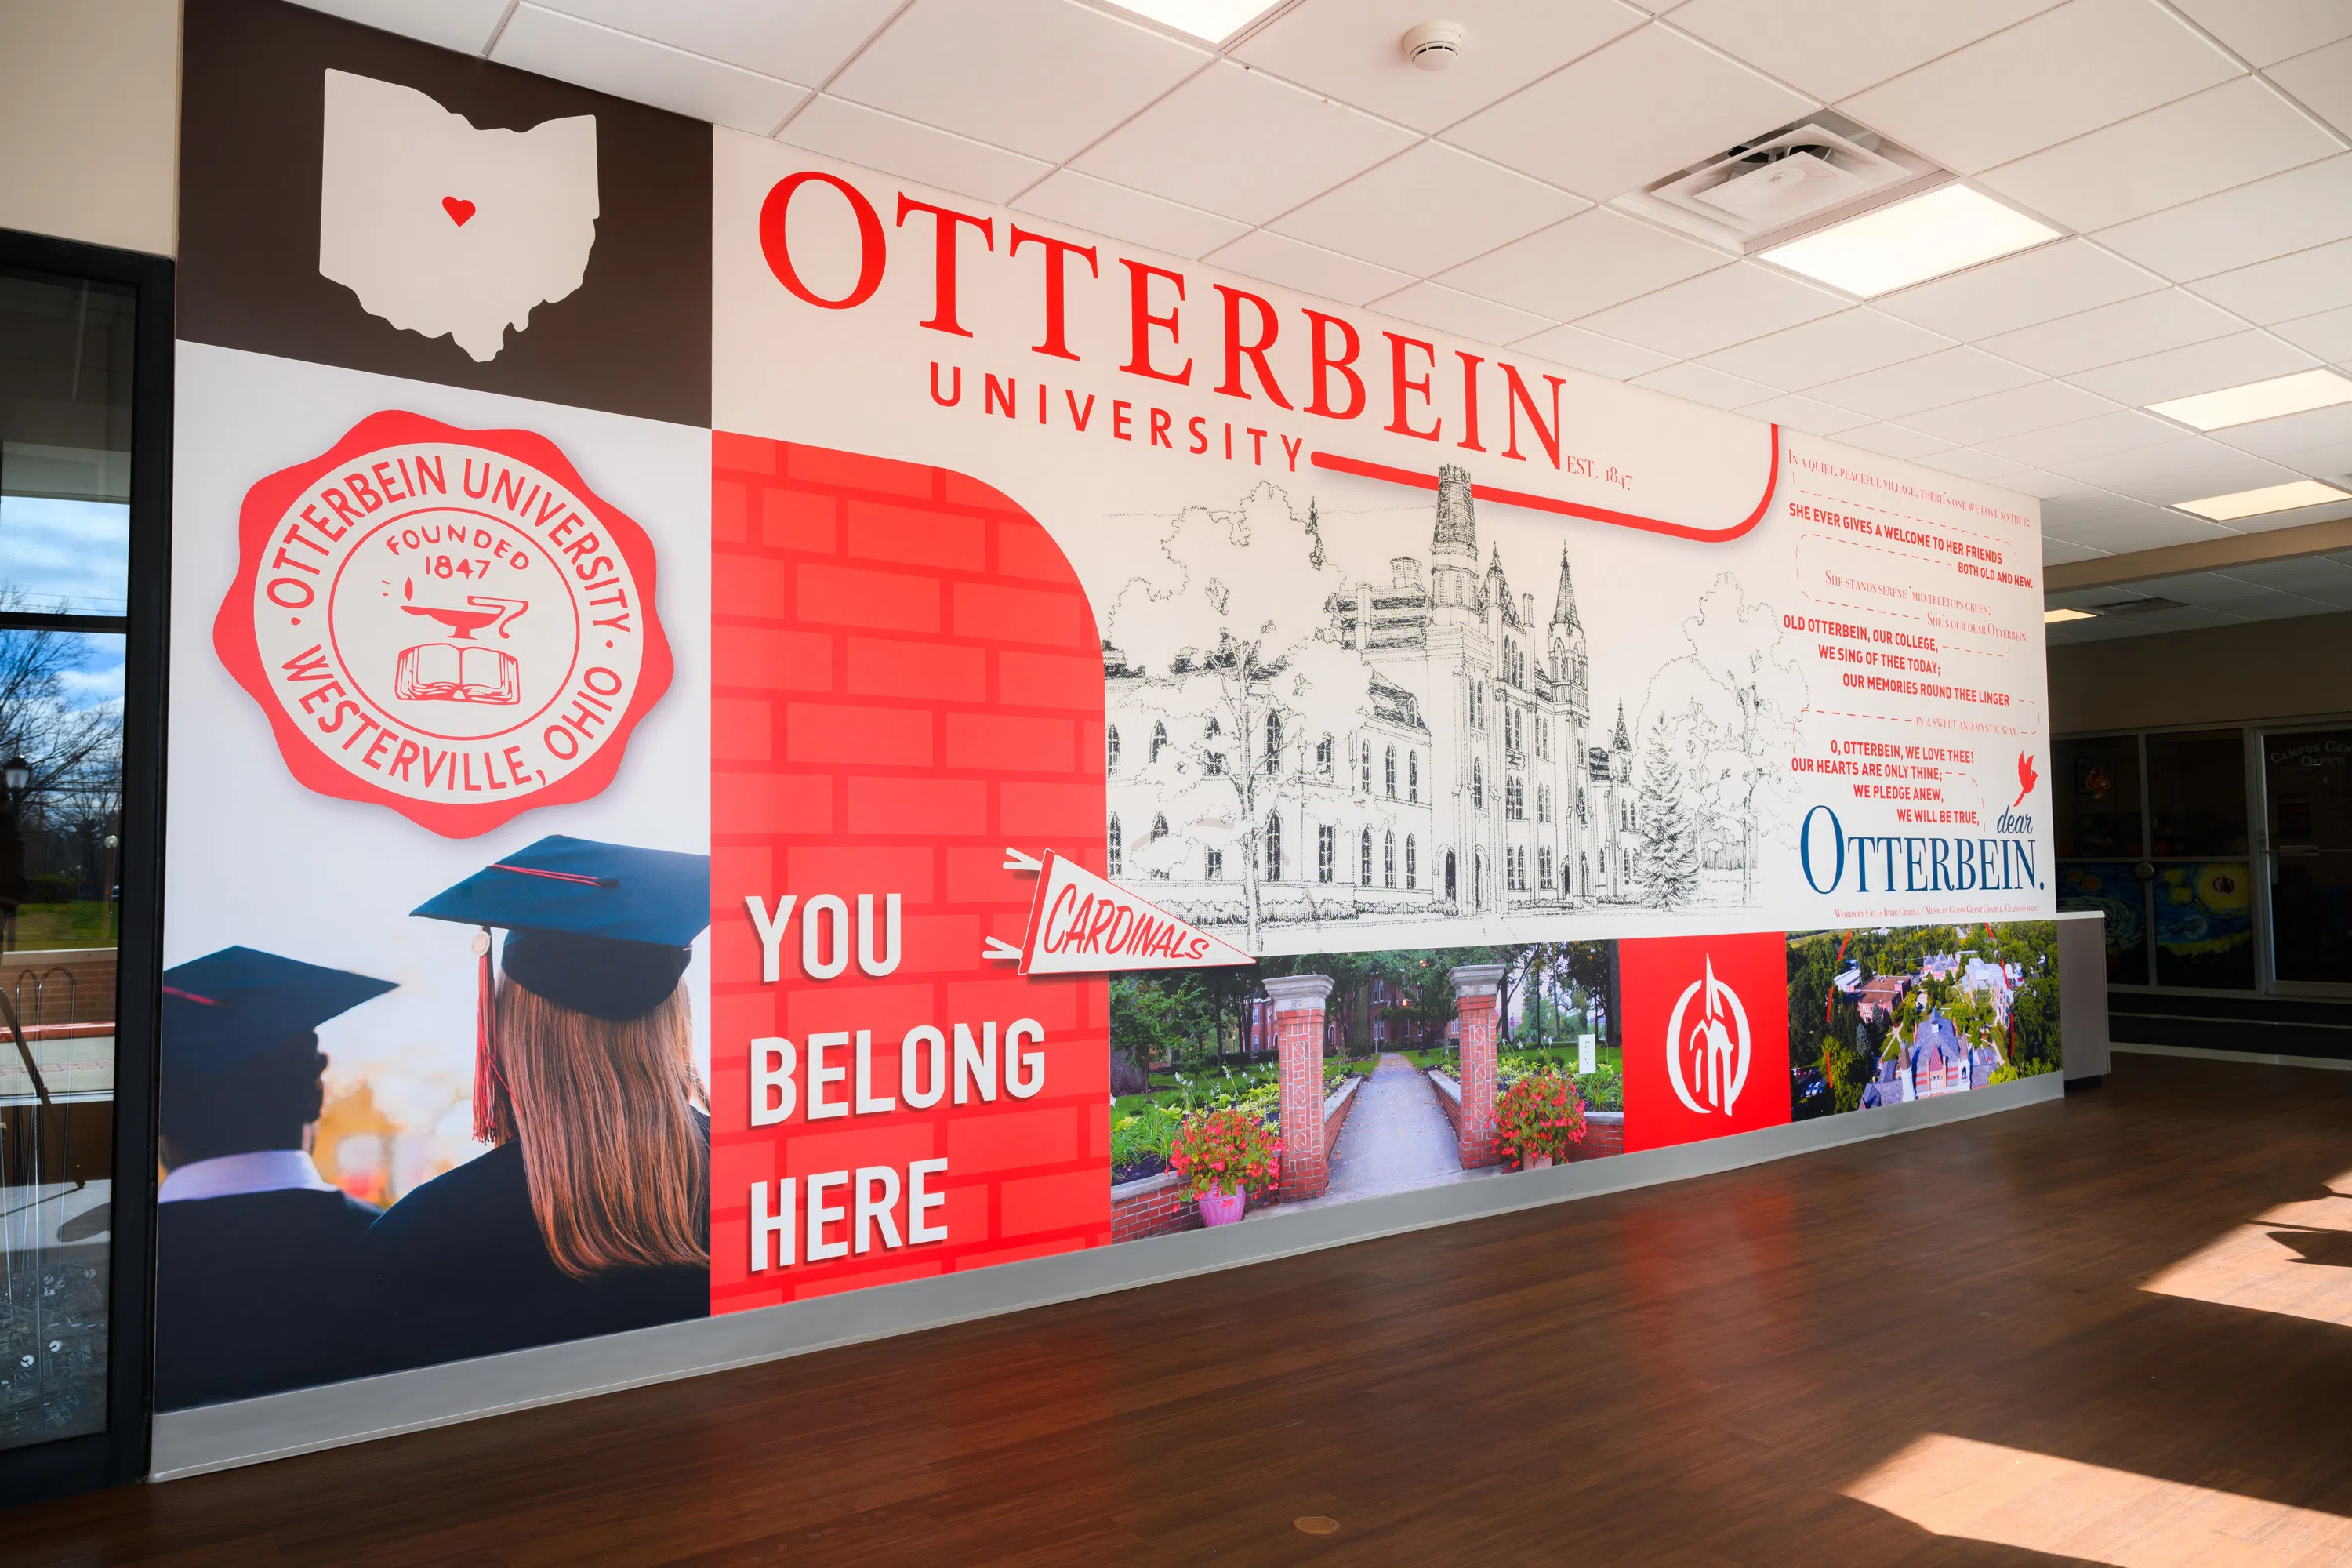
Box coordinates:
[1107,485,1363,949]
[1635,720,1700,910]
[0,622,122,941]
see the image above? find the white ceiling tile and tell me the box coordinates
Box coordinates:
[1917,447,2033,481]
[2043,535,2114,564]
[1834,423,1957,459]
[2216,557,2352,598]
[2055,508,2238,550]
[1443,24,1816,202]
[776,96,1051,205]
[1872,239,2165,339]
[1628,361,1779,411]
[1976,78,2338,232]
[2067,332,2322,405]
[2096,154,2352,280]
[1736,393,1876,437]
[1837,0,2240,175]
[1437,207,1730,321]
[2041,489,2143,528]
[2111,455,2304,505]
[1233,0,1649,135]
[1203,230,1416,307]
[1990,466,2091,498]
[492,5,808,133]
[830,0,1205,162]
[1697,308,1954,389]
[532,0,899,85]
[1668,0,2060,103]
[2042,434,2230,484]
[1371,281,1556,345]
[2170,0,2352,67]
[2214,401,2352,459]
[2273,306,2352,365]
[1573,261,1848,360]
[1979,407,2181,465]
[2268,37,2352,137]
[2186,238,2352,325]
[1507,324,1676,379]
[1980,289,2245,377]
[1010,170,1248,260]
[1806,347,2044,418]
[1268,143,1588,278]
[1901,379,2118,444]
[2232,500,2352,535]
[288,0,510,53]
[1073,61,1418,226]
[2272,437,2352,479]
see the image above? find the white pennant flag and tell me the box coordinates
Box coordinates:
[1013,851,1255,976]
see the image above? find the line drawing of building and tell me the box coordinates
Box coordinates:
[1102,467,1638,938]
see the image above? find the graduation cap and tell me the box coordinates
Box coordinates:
[162,947,397,1073]
[412,836,710,1142]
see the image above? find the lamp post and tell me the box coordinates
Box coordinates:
[0,757,26,955]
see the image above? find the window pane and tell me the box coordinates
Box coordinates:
[2057,862,2149,985]
[2054,735,2143,858]
[2151,861,2255,989]
[1,263,132,1454]
[2147,730,2247,857]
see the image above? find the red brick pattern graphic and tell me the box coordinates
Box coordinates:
[708,435,1110,1313]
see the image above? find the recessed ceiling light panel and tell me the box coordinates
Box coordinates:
[2174,478,2352,521]
[1759,183,2063,298]
[1105,0,1287,44]
[2148,369,2352,432]
[2044,608,2096,623]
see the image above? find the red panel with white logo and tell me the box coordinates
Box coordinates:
[1619,933,1791,1153]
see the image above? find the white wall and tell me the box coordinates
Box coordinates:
[0,0,181,256]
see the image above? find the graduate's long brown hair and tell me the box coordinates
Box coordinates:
[488,976,710,1278]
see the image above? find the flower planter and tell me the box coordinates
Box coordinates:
[1198,1189,1247,1226]
[1523,1152,1554,1170]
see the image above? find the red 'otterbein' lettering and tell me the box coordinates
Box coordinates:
[760,172,886,310]
[1009,226,1096,361]
[1304,310,1364,421]
[895,194,992,338]
[1385,332,1441,441]
[1120,260,1190,384]
[1214,285,1291,408]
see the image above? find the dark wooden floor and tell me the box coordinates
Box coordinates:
[16,1052,2352,1565]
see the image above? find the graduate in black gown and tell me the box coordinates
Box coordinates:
[367,836,712,1371]
[154,947,397,1409]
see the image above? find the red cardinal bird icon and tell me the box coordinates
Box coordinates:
[2013,751,2039,808]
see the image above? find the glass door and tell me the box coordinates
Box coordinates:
[0,228,168,1506]
[2259,729,2352,994]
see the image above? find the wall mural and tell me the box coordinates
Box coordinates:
[157,0,2060,1417]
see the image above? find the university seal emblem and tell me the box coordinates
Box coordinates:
[216,410,671,837]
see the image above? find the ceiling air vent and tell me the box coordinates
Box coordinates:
[1628,113,1941,249]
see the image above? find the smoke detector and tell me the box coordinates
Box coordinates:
[1401,20,1466,70]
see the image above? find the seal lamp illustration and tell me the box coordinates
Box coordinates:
[1665,954,1749,1117]
[400,577,528,639]
[2013,751,2038,810]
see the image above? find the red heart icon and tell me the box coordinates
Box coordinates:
[442,197,476,227]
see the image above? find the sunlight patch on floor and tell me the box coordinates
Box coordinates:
[1847,1433,2352,1566]
[2143,1177,2352,1330]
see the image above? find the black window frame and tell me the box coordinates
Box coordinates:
[0,225,171,1508]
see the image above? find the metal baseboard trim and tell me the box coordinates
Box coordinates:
[151,1073,2063,1482]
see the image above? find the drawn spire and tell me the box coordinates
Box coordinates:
[1549,546,1581,631]
[1611,702,1631,753]
[1432,463,1476,558]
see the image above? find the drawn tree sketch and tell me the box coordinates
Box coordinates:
[1635,720,1700,909]
[1105,485,1363,949]
[1640,572,1807,906]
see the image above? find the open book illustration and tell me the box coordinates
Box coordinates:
[395,641,521,704]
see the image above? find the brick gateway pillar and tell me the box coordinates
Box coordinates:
[1264,974,1335,1202]
[1450,963,1505,1169]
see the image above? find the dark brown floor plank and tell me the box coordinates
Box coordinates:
[13,1052,2352,1565]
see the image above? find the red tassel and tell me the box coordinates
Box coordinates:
[471,927,507,1145]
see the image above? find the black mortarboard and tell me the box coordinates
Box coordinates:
[162,947,396,1073]
[411,835,712,1023]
